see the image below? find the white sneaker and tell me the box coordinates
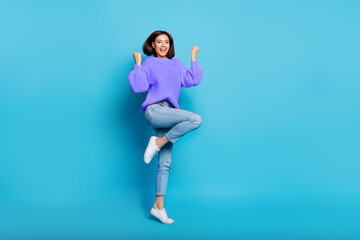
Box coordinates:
[144,136,160,164]
[150,207,174,224]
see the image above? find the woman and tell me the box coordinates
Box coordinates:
[128,30,204,224]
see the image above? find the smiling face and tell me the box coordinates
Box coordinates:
[152,34,170,58]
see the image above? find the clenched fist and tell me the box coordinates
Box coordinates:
[191,47,199,61]
[133,52,142,66]
[191,47,199,56]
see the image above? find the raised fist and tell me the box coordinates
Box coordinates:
[191,47,199,56]
[133,52,142,65]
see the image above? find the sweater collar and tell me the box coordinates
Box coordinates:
[150,56,173,61]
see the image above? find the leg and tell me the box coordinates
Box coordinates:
[147,106,202,144]
[165,111,201,143]
[154,195,165,210]
[155,135,170,149]
[154,127,173,209]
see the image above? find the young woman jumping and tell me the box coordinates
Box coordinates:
[128,30,204,224]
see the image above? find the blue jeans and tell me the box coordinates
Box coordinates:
[144,100,202,196]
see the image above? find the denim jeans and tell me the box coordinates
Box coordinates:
[144,100,202,196]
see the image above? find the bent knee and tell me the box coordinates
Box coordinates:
[191,114,202,128]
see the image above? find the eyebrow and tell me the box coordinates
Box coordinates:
[157,40,169,41]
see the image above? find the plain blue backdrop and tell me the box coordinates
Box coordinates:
[1,0,359,239]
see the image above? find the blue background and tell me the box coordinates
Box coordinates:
[1,0,359,239]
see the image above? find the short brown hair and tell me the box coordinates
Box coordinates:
[143,30,175,59]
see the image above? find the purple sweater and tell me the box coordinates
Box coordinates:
[128,56,204,112]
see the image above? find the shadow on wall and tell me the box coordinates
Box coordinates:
[111,62,156,213]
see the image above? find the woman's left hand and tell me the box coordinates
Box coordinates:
[191,47,199,61]
[191,46,199,56]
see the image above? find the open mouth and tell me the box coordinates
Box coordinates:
[160,48,167,53]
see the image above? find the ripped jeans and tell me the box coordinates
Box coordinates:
[144,100,202,195]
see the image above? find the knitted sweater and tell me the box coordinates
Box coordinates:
[128,56,204,112]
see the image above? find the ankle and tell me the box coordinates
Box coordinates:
[154,204,164,210]
[155,138,162,149]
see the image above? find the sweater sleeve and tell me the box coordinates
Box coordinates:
[128,63,151,93]
[179,60,204,88]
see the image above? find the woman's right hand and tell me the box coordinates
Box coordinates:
[133,52,142,66]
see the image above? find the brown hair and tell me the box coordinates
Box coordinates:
[143,30,175,59]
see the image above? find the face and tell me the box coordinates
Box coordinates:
[152,34,170,58]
